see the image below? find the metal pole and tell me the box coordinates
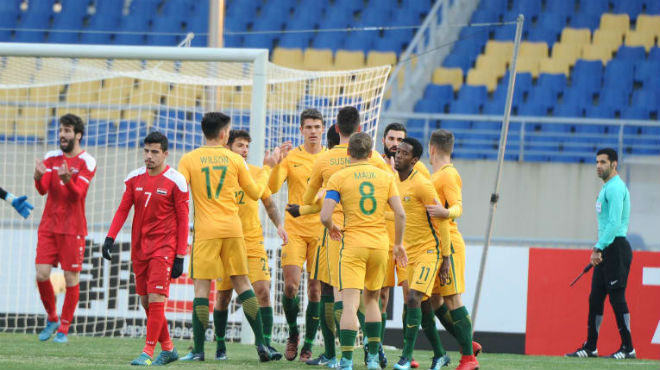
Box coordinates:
[247,51,268,167]
[471,14,524,329]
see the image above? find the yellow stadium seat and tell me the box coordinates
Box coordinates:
[303,49,334,70]
[0,88,29,102]
[539,58,570,76]
[0,106,18,136]
[581,44,612,65]
[592,29,624,53]
[56,108,89,121]
[66,81,102,103]
[552,42,582,67]
[19,107,50,121]
[519,41,549,59]
[166,85,203,108]
[635,14,660,40]
[515,57,540,78]
[484,40,514,63]
[110,59,144,71]
[600,13,630,35]
[625,30,655,52]
[129,91,163,106]
[432,67,463,91]
[272,47,304,69]
[366,51,397,67]
[145,60,178,73]
[89,109,122,121]
[334,50,365,70]
[560,28,592,45]
[475,54,508,78]
[122,109,154,125]
[29,85,63,103]
[466,68,497,92]
[16,107,50,138]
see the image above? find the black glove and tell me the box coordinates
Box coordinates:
[171,257,184,278]
[102,237,115,261]
[286,204,301,218]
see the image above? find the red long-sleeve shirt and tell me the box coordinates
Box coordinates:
[107,165,189,261]
[35,150,96,236]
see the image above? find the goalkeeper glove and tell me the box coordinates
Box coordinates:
[171,257,184,279]
[102,237,115,261]
[286,204,301,218]
[6,194,34,219]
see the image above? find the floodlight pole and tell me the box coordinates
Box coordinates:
[471,14,524,329]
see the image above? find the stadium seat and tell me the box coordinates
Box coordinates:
[553,102,584,118]
[466,69,497,92]
[457,85,488,106]
[539,57,570,76]
[615,45,646,61]
[592,29,624,54]
[432,67,463,91]
[579,0,609,15]
[475,54,507,79]
[634,60,660,85]
[527,12,565,46]
[366,51,397,67]
[515,57,540,77]
[494,26,516,41]
[424,84,454,101]
[414,98,445,113]
[649,47,660,60]
[519,41,549,59]
[278,33,312,49]
[560,27,591,45]
[272,47,304,69]
[612,0,643,20]
[484,40,514,64]
[536,73,567,98]
[624,31,655,52]
[598,88,629,113]
[632,90,660,111]
[546,0,575,19]
[635,15,660,40]
[449,98,480,114]
[581,44,612,65]
[600,14,630,34]
[603,60,634,93]
[343,32,375,54]
[311,32,345,51]
[29,85,62,103]
[570,11,600,30]
[551,42,582,67]
[303,49,334,70]
[334,50,365,70]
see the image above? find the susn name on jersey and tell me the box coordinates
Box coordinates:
[199,155,229,165]
[353,171,376,180]
[329,157,350,166]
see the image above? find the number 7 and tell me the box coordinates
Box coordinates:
[144,192,152,207]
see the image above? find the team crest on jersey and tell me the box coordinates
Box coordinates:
[157,188,168,195]
[403,196,411,202]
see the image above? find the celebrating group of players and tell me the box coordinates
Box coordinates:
[30,107,480,370]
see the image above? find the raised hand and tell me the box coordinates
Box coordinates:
[263,147,282,168]
[57,160,72,184]
[11,195,34,219]
[279,141,293,159]
[34,159,47,181]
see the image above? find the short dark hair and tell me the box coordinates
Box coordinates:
[300,108,324,126]
[201,112,231,139]
[144,131,168,152]
[327,124,340,149]
[228,129,251,147]
[597,148,618,162]
[383,122,407,138]
[348,132,372,159]
[429,129,454,154]
[401,137,423,159]
[336,106,360,136]
[60,113,85,140]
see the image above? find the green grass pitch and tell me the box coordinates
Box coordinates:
[0,333,656,369]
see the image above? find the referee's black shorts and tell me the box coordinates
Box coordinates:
[593,236,633,290]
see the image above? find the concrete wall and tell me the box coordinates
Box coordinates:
[2,143,658,249]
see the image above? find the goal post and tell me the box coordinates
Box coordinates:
[0,42,391,343]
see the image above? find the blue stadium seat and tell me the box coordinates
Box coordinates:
[644,0,660,14]
[482,101,505,115]
[390,8,420,26]
[382,29,415,53]
[95,0,123,22]
[147,16,183,46]
[225,17,249,32]
[613,0,643,19]
[616,45,646,61]
[471,8,500,23]
[481,0,508,16]
[511,0,542,21]
[259,0,293,21]
[620,106,649,120]
[424,84,454,101]
[527,12,565,46]
[357,6,393,27]
[450,98,481,114]
[603,60,634,93]
[634,60,660,85]
[569,11,600,30]
[278,33,311,49]
[599,88,629,112]
[372,36,403,54]
[578,0,609,15]
[632,90,660,111]
[86,120,114,146]
[493,26,516,41]
[562,86,593,112]
[130,0,160,18]
[649,46,660,60]
[81,15,119,44]
[553,102,584,118]
[162,0,193,18]
[546,0,575,19]
[312,32,345,50]
[442,53,474,73]
[344,32,375,54]
[0,13,18,42]
[572,59,603,96]
[586,104,616,119]
[536,73,567,98]
[414,98,443,113]
[457,85,488,106]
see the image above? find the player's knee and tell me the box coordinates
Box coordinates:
[215,290,232,309]
[63,271,79,286]
[255,287,271,306]
[406,292,422,308]
[284,282,298,298]
[443,294,462,310]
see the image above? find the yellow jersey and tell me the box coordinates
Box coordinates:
[397,169,451,257]
[325,162,398,249]
[238,164,272,242]
[431,164,465,249]
[304,143,390,224]
[268,145,326,237]
[178,145,270,241]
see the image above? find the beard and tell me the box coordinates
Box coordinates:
[60,138,74,153]
[384,145,396,158]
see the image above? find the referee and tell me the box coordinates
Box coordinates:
[567,148,635,359]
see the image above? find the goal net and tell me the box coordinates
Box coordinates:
[0,43,390,343]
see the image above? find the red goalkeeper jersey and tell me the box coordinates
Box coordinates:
[35,150,96,236]
[107,165,189,261]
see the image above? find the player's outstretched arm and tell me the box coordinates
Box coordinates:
[0,187,34,219]
[262,195,288,244]
[238,148,280,200]
[104,183,135,260]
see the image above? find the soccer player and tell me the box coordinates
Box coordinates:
[300,107,390,367]
[268,109,326,362]
[213,129,286,361]
[391,137,451,370]
[566,148,635,359]
[380,123,431,369]
[102,132,189,366]
[0,187,33,218]
[425,129,480,370]
[321,132,407,370]
[177,112,281,362]
[33,113,96,343]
